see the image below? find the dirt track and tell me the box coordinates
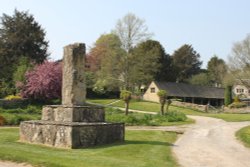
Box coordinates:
[173,116,250,167]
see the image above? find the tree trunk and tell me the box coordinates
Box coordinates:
[166,104,169,113]
[160,104,164,115]
[125,102,129,115]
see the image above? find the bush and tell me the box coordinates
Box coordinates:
[165,111,187,122]
[21,61,62,101]
[2,113,40,125]
[228,102,247,109]
[4,95,22,100]
[105,107,187,125]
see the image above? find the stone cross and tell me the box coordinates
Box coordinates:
[62,43,86,106]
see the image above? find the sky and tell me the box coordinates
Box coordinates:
[1,0,250,68]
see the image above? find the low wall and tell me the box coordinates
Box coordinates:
[172,101,207,112]
[223,107,250,113]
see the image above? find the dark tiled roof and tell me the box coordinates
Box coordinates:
[154,81,225,99]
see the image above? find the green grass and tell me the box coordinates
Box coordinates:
[236,125,250,148]
[88,99,250,122]
[0,128,179,167]
[88,99,118,105]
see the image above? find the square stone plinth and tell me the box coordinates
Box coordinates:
[20,120,124,149]
[42,105,105,122]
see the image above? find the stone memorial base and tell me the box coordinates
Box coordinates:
[20,105,125,148]
[20,121,124,148]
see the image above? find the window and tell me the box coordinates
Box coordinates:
[150,87,155,93]
[236,89,244,93]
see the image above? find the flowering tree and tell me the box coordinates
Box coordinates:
[21,61,62,101]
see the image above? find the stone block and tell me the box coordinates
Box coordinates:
[42,105,105,122]
[20,121,124,148]
[62,43,86,106]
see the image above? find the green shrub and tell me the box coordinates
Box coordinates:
[234,96,240,103]
[228,102,247,109]
[2,114,40,125]
[166,111,187,122]
[105,107,187,125]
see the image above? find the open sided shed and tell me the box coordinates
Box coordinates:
[143,81,225,106]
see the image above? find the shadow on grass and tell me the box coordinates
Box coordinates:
[125,140,174,146]
[88,140,174,149]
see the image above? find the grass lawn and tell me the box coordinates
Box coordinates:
[236,125,250,148]
[88,99,250,122]
[0,128,179,167]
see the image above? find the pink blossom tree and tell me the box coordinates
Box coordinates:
[21,61,62,101]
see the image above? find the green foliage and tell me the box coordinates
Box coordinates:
[129,40,169,86]
[157,90,167,98]
[234,96,240,103]
[120,90,132,102]
[236,125,250,148]
[207,55,227,85]
[0,10,49,83]
[166,111,187,122]
[0,104,41,125]
[89,33,125,92]
[105,107,187,126]
[224,86,232,106]
[0,80,16,98]
[172,44,202,82]
[228,102,247,109]
[189,72,211,86]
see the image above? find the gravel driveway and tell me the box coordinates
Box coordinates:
[173,116,250,167]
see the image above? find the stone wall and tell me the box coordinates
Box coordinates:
[20,121,124,148]
[172,100,207,112]
[42,105,105,122]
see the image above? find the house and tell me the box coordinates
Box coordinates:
[143,81,225,106]
[233,79,250,98]
[232,79,250,105]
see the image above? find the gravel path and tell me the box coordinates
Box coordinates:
[173,116,250,167]
[0,161,32,167]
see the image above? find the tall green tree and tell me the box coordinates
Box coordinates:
[189,72,211,86]
[113,13,153,90]
[0,10,49,82]
[172,44,202,82]
[88,33,125,93]
[224,85,232,106]
[207,55,227,86]
[129,40,168,88]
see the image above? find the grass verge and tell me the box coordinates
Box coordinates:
[236,125,250,148]
[88,99,250,122]
[0,128,179,167]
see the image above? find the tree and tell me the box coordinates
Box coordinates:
[21,61,62,101]
[157,90,167,115]
[207,55,227,86]
[172,44,202,82]
[113,13,153,89]
[224,85,232,106]
[189,72,211,86]
[0,9,49,86]
[129,40,168,88]
[228,34,250,70]
[88,33,125,93]
[120,90,132,115]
